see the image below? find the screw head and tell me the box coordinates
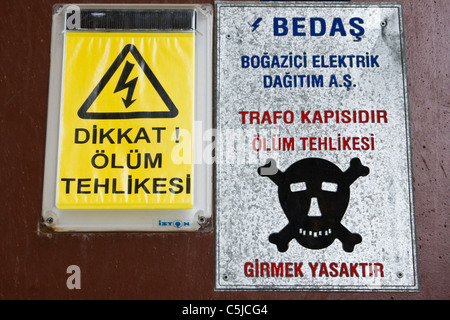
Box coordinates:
[198,216,207,225]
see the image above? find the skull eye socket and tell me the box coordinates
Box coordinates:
[290,182,307,192]
[322,182,338,192]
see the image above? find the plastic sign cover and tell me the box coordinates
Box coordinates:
[42,5,213,231]
[215,2,418,291]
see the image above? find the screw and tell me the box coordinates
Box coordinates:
[397,272,403,278]
[223,274,229,281]
[198,216,207,225]
[46,217,54,224]
[381,21,387,27]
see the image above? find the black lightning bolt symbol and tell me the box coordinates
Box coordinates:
[251,17,262,32]
[114,61,138,108]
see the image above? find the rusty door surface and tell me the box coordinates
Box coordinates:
[0,0,448,300]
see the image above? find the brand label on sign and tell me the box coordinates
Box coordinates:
[58,32,194,209]
[215,2,418,291]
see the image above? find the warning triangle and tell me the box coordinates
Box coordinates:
[77,44,179,119]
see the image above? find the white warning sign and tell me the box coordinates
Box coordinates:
[215,2,418,291]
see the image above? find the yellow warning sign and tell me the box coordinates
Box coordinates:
[57,32,194,209]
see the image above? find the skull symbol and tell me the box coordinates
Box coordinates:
[258,157,369,253]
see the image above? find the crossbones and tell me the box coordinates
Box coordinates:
[258,157,369,253]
